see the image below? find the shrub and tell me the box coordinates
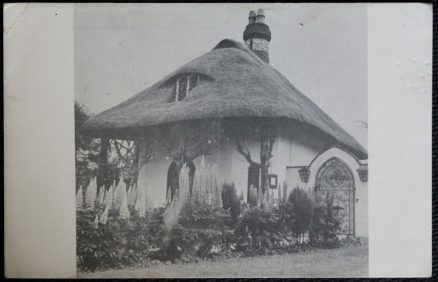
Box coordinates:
[77,207,167,272]
[179,199,232,230]
[235,206,283,254]
[126,208,166,252]
[76,209,126,272]
[285,187,314,241]
[221,182,241,223]
[155,224,224,262]
[158,195,233,262]
[309,193,342,248]
[77,185,345,271]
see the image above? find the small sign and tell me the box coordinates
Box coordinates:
[268,174,278,188]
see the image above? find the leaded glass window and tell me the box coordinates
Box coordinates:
[189,75,199,92]
[177,76,188,101]
[172,74,201,102]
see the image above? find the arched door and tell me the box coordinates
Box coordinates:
[316,157,355,236]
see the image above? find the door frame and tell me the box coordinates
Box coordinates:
[315,157,356,236]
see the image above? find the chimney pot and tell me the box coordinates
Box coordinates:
[248,10,256,24]
[256,9,265,23]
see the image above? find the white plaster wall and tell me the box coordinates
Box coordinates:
[286,167,308,191]
[142,156,171,208]
[270,135,290,189]
[355,176,368,237]
[230,139,258,202]
[229,135,293,202]
[137,135,367,237]
[289,139,321,166]
[137,138,236,208]
[136,139,171,208]
[192,138,235,185]
[229,131,312,202]
[284,135,321,191]
[136,125,329,207]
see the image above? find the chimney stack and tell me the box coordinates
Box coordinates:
[243,9,271,63]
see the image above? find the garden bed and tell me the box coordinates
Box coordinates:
[78,238,368,278]
[77,186,348,273]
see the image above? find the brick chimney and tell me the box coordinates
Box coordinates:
[243,9,271,63]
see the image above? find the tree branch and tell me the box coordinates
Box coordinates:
[233,127,259,166]
[267,126,276,161]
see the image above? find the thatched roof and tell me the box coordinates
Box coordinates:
[83,39,367,159]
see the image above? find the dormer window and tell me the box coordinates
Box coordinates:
[173,74,201,102]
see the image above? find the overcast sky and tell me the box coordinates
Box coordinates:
[75,3,367,149]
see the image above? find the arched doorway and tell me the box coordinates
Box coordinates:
[315,157,355,236]
[166,161,195,202]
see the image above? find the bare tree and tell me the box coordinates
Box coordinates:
[226,119,276,198]
[259,122,276,195]
[159,119,222,196]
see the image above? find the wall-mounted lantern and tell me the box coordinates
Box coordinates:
[357,164,368,182]
[298,167,310,183]
[268,174,278,189]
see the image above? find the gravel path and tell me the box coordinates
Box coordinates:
[79,240,368,278]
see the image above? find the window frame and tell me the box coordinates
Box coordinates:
[174,74,200,102]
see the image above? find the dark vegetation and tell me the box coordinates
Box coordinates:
[77,186,345,272]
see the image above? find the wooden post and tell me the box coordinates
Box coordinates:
[98,137,109,194]
[259,121,276,198]
[260,124,270,196]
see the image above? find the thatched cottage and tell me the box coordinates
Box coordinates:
[83,9,368,237]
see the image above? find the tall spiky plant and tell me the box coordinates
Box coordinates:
[114,180,124,211]
[119,188,130,219]
[191,163,200,207]
[269,188,274,208]
[84,177,97,209]
[179,164,190,202]
[129,183,137,207]
[134,183,146,217]
[99,204,109,224]
[257,185,262,207]
[212,173,222,210]
[163,164,190,229]
[76,186,84,210]
[198,157,206,203]
[105,185,114,210]
[96,187,105,205]
[282,181,288,203]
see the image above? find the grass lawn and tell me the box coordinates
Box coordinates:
[78,238,368,278]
